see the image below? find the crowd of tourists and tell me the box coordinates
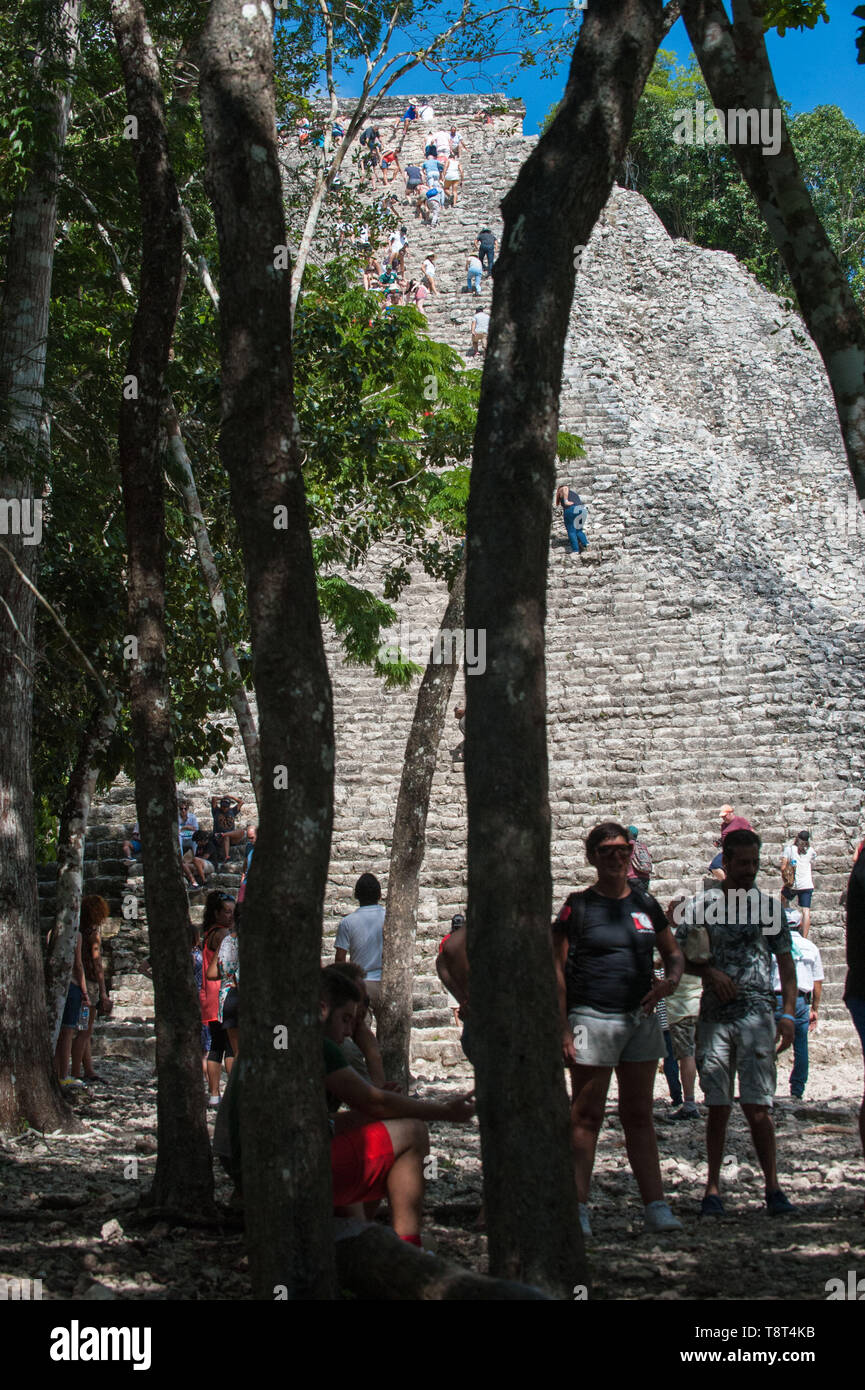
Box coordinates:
[55,790,254,1089]
[208,806,865,1252]
[55,786,865,1254]
[324,105,497,359]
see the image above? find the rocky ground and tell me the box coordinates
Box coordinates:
[1,1055,862,1302]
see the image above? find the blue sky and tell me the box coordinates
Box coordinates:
[327,4,865,136]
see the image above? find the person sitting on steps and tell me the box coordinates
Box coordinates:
[211,793,244,862]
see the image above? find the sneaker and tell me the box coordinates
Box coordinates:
[59,1077,85,1090]
[766,1188,796,1216]
[644,1200,683,1232]
[670,1102,700,1121]
[207,1096,220,1109]
[578,1203,592,1238]
[699,1194,725,1218]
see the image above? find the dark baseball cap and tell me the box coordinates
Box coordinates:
[451,914,466,928]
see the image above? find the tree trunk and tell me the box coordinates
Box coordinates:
[165,403,262,808]
[46,692,120,1050]
[682,0,865,502]
[200,0,336,1300]
[463,0,671,1296]
[0,0,80,1136]
[335,1223,551,1300]
[111,0,213,1214]
[379,560,466,1089]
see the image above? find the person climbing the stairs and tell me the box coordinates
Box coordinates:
[470,307,489,356]
[443,153,463,207]
[555,483,589,557]
[448,125,468,157]
[422,254,439,295]
[465,251,483,294]
[476,227,496,276]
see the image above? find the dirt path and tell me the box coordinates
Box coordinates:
[1,1056,862,1301]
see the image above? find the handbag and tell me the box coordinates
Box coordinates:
[781,859,795,889]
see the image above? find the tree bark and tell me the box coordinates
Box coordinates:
[200,0,336,1300]
[165,403,262,807]
[463,0,671,1296]
[111,0,213,1214]
[682,0,865,503]
[0,0,80,1136]
[335,1223,551,1300]
[46,692,120,1050]
[379,560,465,1089]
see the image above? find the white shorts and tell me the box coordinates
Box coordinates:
[567,1005,665,1068]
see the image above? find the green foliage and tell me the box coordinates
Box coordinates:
[626,53,865,312]
[557,430,585,461]
[764,1,828,34]
[0,0,79,203]
[34,793,59,864]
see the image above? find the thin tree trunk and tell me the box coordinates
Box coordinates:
[200,0,336,1300]
[111,0,213,1214]
[164,403,262,807]
[46,692,120,1050]
[464,0,672,1296]
[61,193,259,805]
[379,560,465,1089]
[0,0,80,1136]
[682,0,865,502]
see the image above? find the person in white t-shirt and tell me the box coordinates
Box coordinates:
[781,830,816,936]
[772,910,823,1099]
[334,873,385,1020]
[471,309,489,355]
[422,254,439,294]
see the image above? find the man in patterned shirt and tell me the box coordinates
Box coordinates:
[676,827,798,1218]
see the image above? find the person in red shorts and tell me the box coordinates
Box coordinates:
[321,966,474,1244]
[214,969,474,1247]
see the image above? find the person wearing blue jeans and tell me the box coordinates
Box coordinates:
[771,912,823,1099]
[555,484,589,555]
[476,228,496,275]
[662,1028,683,1105]
[465,254,482,293]
[773,993,811,1098]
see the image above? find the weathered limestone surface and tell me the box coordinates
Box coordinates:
[64,96,865,1072]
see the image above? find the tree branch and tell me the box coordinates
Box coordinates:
[0,540,112,699]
